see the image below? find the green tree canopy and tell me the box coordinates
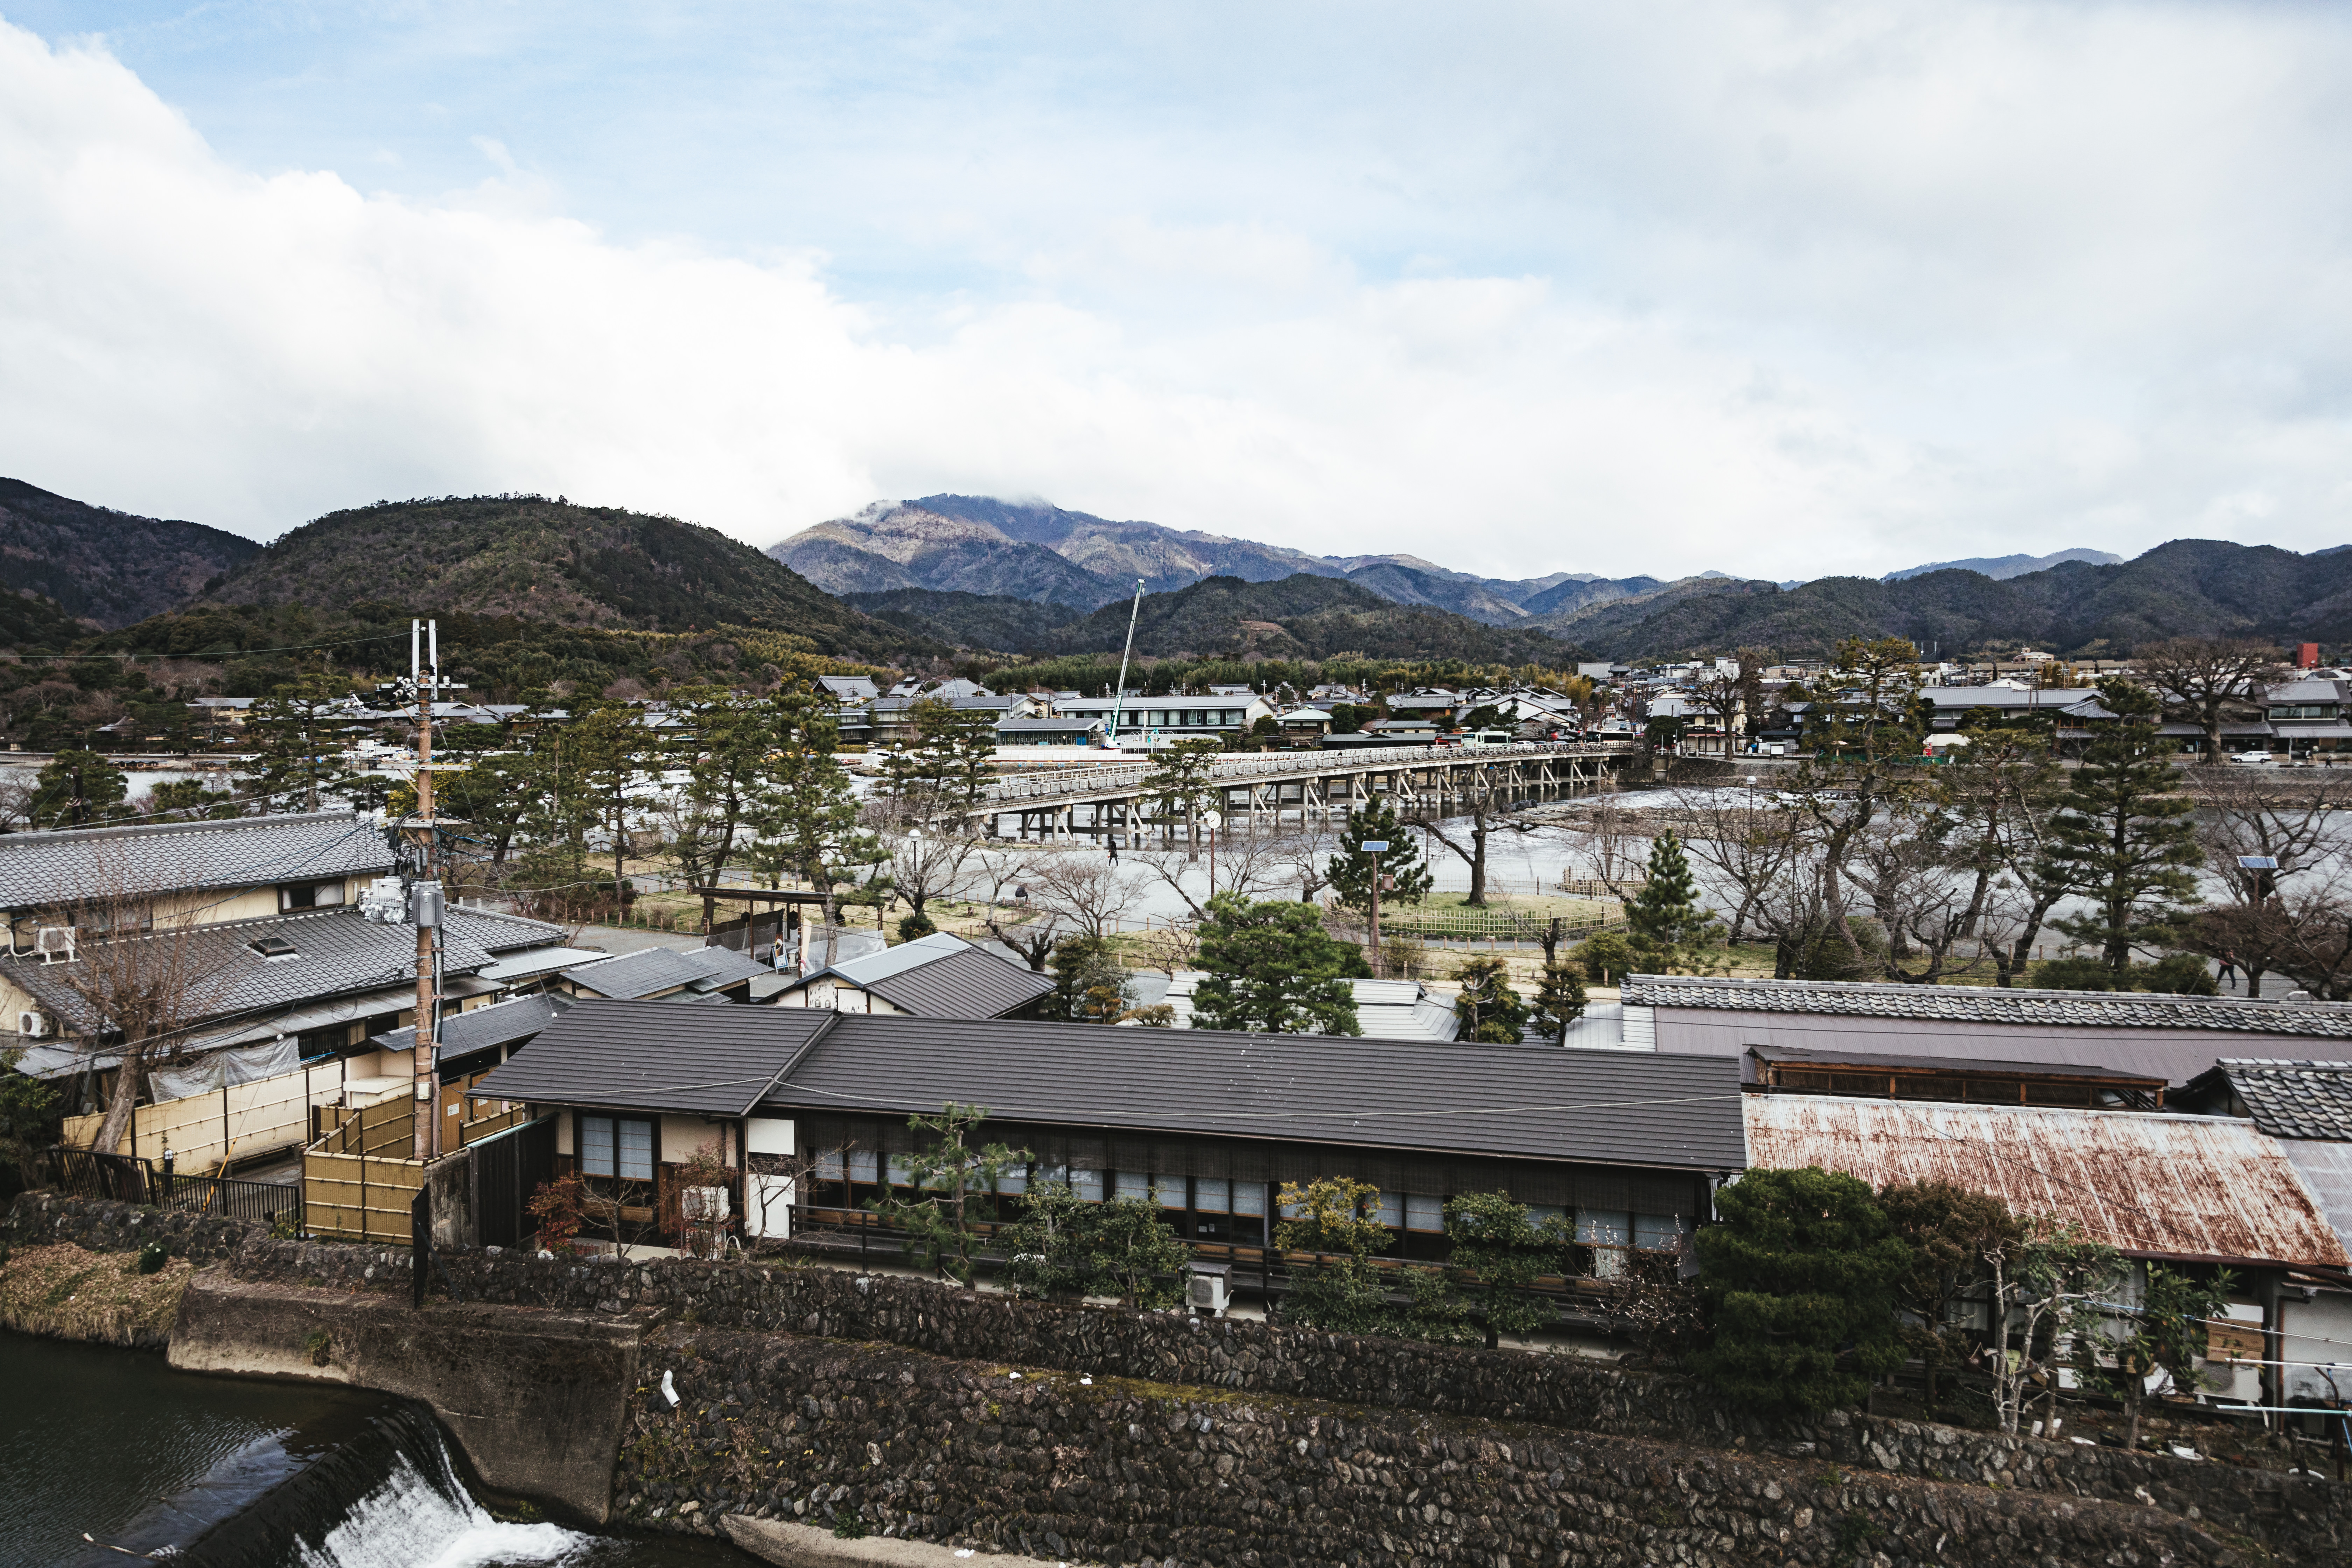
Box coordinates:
[1450,955,1530,1043]
[1691,1166,1911,1416]
[1326,796,1432,915]
[1274,1176,1392,1334]
[1193,894,1364,1035]
[1531,961,1589,1043]
[29,749,128,829]
[1001,1181,1192,1309]
[2048,676,2204,972]
[866,1102,1028,1288]
[1047,934,1133,1024]
[1443,1190,1569,1349]
[1624,828,1720,974]
[1879,1179,2020,1410]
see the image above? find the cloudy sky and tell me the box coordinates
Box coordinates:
[3,2,2349,581]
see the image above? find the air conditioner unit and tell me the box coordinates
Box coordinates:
[17,1010,48,1038]
[358,876,407,924]
[1185,1261,1231,1317]
[33,926,76,964]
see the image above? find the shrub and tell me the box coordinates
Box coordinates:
[1691,1167,1910,1415]
[895,911,938,943]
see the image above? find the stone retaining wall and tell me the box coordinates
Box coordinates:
[619,1326,2240,1568]
[13,1194,2349,1561]
[2,1191,267,1265]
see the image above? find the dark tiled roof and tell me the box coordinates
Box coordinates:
[371,993,572,1062]
[0,812,395,909]
[476,997,834,1117]
[1,904,558,1036]
[561,944,769,999]
[1625,974,2352,1039]
[765,1015,1746,1172]
[2214,1060,2352,1141]
[863,946,1055,1019]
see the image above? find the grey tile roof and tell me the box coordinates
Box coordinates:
[2212,1059,2352,1141]
[1625,974,2352,1039]
[476,997,834,1116]
[0,812,396,910]
[862,945,1055,1018]
[561,944,769,999]
[777,932,1055,1019]
[765,1016,1746,1172]
[1,903,558,1037]
[370,993,573,1063]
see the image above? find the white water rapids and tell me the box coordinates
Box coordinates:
[295,1440,595,1568]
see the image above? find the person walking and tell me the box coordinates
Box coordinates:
[2217,949,2241,991]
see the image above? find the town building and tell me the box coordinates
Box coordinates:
[770,931,1054,1018]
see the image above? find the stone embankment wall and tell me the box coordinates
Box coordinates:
[3,1190,262,1264]
[620,1327,2231,1568]
[11,1195,2349,1563]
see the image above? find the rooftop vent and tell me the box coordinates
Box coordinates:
[248,934,299,960]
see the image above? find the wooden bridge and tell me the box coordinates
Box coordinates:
[973,741,1641,843]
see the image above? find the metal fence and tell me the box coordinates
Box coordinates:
[44,1146,301,1229]
[1378,906,1625,944]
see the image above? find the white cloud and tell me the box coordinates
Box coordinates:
[2,7,2351,583]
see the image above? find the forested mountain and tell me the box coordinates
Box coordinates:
[1560,540,2352,659]
[193,495,932,660]
[0,477,262,630]
[856,574,1593,664]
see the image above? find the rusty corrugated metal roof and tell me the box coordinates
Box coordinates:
[1742,1095,2350,1270]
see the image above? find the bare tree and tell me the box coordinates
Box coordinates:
[879,827,980,925]
[2178,769,2352,994]
[37,848,238,1159]
[1024,852,1143,939]
[1559,788,1655,901]
[2135,638,2288,764]
[1130,831,1301,921]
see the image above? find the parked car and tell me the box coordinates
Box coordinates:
[2230,750,2277,765]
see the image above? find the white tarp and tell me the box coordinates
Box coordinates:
[149,1037,301,1101]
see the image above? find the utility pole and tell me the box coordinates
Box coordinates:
[410,619,443,1161]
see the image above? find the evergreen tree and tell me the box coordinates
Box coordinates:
[1532,960,1589,1042]
[29,749,128,828]
[1442,1191,1570,1349]
[2047,677,2204,973]
[1048,934,1133,1023]
[1623,828,1720,973]
[1326,797,1432,914]
[240,677,354,814]
[744,691,879,958]
[1145,738,1224,859]
[866,1102,1028,1288]
[1273,1176,1392,1334]
[1193,894,1364,1035]
[1450,955,1530,1043]
[1691,1166,1911,1416]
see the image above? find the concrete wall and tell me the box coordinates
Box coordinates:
[169,1272,643,1525]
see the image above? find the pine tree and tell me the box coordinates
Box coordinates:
[1532,961,1588,1042]
[1193,894,1363,1034]
[1450,955,1530,1043]
[1326,797,1432,913]
[1624,828,1718,974]
[2047,677,2203,973]
[30,749,128,828]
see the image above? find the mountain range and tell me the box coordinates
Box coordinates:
[769,495,1667,626]
[1882,547,2122,582]
[4,474,2350,672]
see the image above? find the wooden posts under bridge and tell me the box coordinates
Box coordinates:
[975,741,1637,845]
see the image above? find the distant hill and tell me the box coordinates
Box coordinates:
[193,495,933,660]
[770,494,1654,623]
[0,477,262,630]
[1562,540,2352,659]
[1883,547,2121,582]
[861,574,1592,664]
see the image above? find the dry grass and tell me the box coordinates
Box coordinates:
[0,1242,196,1349]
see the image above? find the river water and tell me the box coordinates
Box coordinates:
[0,1333,748,1567]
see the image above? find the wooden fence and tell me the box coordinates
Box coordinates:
[62,1058,352,1174]
[303,1094,535,1242]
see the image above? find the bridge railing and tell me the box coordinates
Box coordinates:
[975,741,1630,807]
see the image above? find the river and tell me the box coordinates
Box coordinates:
[0,1333,750,1567]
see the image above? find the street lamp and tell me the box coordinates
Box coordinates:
[1203,809,1224,900]
[1360,839,1390,972]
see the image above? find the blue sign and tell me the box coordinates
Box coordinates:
[1359,841,1390,852]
